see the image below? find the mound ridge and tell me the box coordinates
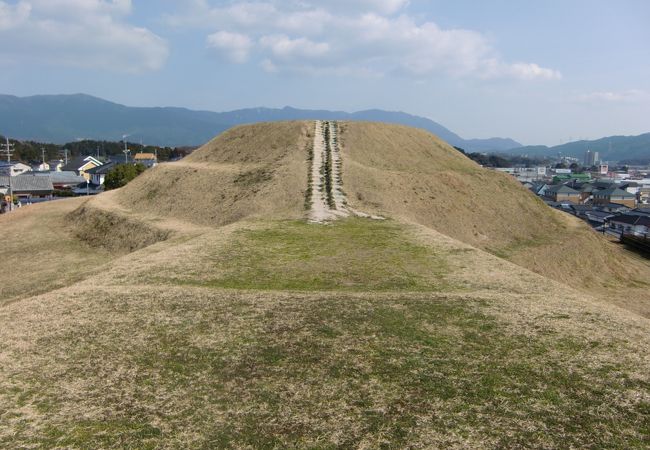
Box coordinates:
[104,120,647,311]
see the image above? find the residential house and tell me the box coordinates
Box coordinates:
[134,152,157,168]
[619,181,641,196]
[61,156,103,181]
[591,180,618,190]
[593,187,637,208]
[578,183,598,204]
[545,185,581,203]
[569,204,593,218]
[72,181,103,196]
[530,182,551,197]
[607,214,650,237]
[596,203,631,214]
[49,159,64,171]
[0,162,31,177]
[0,174,53,199]
[584,210,616,227]
[86,161,117,186]
[48,171,86,189]
[32,161,50,172]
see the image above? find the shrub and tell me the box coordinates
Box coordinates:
[104,163,146,191]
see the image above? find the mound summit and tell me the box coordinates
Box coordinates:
[1,121,649,448]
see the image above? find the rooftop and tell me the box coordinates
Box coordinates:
[546,184,580,194]
[61,155,102,172]
[134,153,157,160]
[0,174,53,192]
[595,188,636,198]
[609,214,650,227]
[86,161,118,175]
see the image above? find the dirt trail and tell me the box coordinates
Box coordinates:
[308,120,382,223]
[308,121,336,222]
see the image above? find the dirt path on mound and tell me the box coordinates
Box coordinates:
[309,121,338,222]
[308,120,382,223]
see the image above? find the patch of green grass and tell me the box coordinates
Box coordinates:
[7,294,648,448]
[200,218,451,292]
[489,235,552,259]
[42,420,161,449]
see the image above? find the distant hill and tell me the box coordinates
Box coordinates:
[0,93,521,151]
[502,133,650,163]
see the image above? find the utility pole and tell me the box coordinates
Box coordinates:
[122,138,130,164]
[2,136,15,212]
[41,147,46,170]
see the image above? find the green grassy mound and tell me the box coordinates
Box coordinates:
[181,218,451,292]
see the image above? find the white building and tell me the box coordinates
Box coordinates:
[0,162,31,177]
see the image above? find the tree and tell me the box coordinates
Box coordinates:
[104,163,146,190]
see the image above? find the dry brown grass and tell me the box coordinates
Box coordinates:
[339,121,650,316]
[113,121,311,227]
[0,198,121,307]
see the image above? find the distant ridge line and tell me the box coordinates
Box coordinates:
[0,93,522,152]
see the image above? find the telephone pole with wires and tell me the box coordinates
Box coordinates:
[122,135,131,164]
[1,136,15,212]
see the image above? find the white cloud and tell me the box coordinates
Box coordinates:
[207,31,252,63]
[506,63,562,81]
[0,1,31,30]
[317,0,410,15]
[166,1,560,81]
[577,90,650,103]
[260,35,329,61]
[0,0,168,72]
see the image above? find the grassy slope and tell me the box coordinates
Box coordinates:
[1,121,650,447]
[0,198,121,307]
[1,211,649,448]
[115,121,310,227]
[339,121,650,316]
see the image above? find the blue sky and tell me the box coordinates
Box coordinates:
[0,0,649,145]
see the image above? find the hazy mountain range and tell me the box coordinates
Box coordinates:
[501,134,650,164]
[1,94,647,162]
[0,94,520,152]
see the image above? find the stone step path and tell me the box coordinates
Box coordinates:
[309,121,337,222]
[308,120,383,223]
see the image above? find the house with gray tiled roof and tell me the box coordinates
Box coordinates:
[86,161,118,186]
[593,187,636,208]
[61,156,102,180]
[0,174,53,198]
[49,171,86,189]
[545,184,581,203]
